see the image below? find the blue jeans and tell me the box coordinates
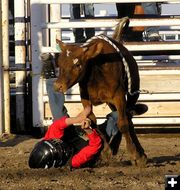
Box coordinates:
[70,4,95,42]
[142,3,160,37]
[104,111,119,137]
[46,78,68,121]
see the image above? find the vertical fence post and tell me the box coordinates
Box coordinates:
[31,0,44,127]
[25,0,31,62]
[14,0,26,132]
[0,0,4,135]
[0,0,10,134]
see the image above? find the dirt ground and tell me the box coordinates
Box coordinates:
[0,133,179,190]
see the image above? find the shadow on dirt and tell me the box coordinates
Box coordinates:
[0,134,31,147]
[148,154,180,166]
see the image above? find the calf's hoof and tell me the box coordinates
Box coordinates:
[131,153,147,167]
[100,143,113,163]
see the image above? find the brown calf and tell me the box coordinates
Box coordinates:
[54,26,147,166]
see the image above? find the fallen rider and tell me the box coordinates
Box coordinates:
[28,107,104,169]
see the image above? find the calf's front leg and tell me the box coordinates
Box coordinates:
[81,99,96,125]
[81,98,113,161]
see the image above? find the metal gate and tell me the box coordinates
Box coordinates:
[1,0,180,135]
[30,0,180,132]
[0,0,31,135]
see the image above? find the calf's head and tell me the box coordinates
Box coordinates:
[54,39,103,92]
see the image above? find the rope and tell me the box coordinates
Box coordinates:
[81,34,139,96]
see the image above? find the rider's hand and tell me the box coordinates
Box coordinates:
[81,118,93,134]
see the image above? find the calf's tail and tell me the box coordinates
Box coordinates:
[112,17,130,43]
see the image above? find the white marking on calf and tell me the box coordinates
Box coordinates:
[66,50,71,57]
[73,58,79,65]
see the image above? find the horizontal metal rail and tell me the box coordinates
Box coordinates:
[125,41,180,51]
[41,41,180,53]
[42,18,180,29]
[134,55,180,60]
[4,67,31,71]
[133,117,180,125]
[38,0,179,4]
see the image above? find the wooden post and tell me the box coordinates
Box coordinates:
[1,0,10,134]
[14,0,26,132]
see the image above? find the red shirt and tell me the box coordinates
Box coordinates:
[44,116,102,168]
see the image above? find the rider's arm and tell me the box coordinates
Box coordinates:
[71,129,102,168]
[44,116,68,140]
[44,106,91,140]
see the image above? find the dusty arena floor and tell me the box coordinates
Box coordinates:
[0,133,179,190]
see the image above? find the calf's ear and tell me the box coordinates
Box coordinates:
[83,42,103,60]
[56,39,67,51]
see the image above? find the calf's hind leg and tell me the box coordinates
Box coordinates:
[127,113,147,166]
[113,92,147,166]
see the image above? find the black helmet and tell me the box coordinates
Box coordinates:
[28,139,72,169]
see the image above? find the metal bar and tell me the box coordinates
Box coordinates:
[139,93,180,101]
[41,18,180,29]
[125,41,180,51]
[38,0,179,4]
[42,4,50,47]
[50,4,61,46]
[139,69,180,74]
[0,1,4,135]
[25,0,31,63]
[31,0,44,127]
[1,0,10,134]
[133,117,180,125]
[41,41,180,53]
[4,67,31,71]
[134,55,180,60]
[15,0,26,132]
